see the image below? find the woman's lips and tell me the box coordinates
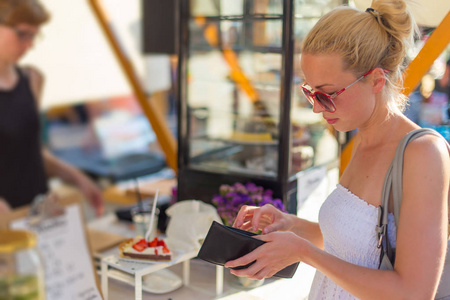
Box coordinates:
[325,118,338,125]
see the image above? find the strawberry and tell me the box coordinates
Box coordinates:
[132,244,145,252]
[157,240,166,247]
[162,247,170,253]
[148,237,158,247]
[136,239,147,247]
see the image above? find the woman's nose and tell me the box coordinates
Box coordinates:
[312,99,326,114]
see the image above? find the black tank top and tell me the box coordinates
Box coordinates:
[0,67,48,208]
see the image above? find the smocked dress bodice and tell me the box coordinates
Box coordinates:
[308,184,397,300]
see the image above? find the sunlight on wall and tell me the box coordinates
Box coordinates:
[22,0,171,109]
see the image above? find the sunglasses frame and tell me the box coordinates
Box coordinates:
[1,24,40,43]
[301,69,382,113]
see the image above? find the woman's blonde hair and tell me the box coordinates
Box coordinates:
[0,0,50,27]
[301,0,418,113]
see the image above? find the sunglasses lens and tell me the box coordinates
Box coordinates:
[315,93,335,112]
[301,84,336,112]
[301,87,315,105]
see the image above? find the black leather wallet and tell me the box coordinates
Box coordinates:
[197,221,299,278]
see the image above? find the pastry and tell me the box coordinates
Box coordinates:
[119,237,172,261]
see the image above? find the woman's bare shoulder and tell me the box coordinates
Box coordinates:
[21,65,44,82]
[405,133,449,158]
[403,133,450,180]
[20,65,44,105]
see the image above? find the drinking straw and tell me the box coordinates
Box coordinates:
[145,188,159,241]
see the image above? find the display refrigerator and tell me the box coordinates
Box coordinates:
[177,0,342,212]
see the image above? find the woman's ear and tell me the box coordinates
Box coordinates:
[371,68,386,94]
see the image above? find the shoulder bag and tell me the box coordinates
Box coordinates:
[377,128,450,299]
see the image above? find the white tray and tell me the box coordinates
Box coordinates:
[108,268,182,294]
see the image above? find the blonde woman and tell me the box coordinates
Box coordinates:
[226,0,450,298]
[0,0,104,215]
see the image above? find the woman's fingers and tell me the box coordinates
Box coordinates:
[226,232,302,280]
[225,249,259,270]
[233,204,287,234]
[233,205,257,228]
[227,248,276,280]
[251,204,279,231]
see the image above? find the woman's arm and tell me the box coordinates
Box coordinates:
[392,134,449,297]
[228,134,449,299]
[26,66,104,216]
[42,149,104,216]
[289,217,323,249]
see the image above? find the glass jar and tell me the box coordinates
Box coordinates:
[131,203,159,240]
[0,230,46,300]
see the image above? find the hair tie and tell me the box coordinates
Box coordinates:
[365,7,380,18]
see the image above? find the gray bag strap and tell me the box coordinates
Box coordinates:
[377,128,450,254]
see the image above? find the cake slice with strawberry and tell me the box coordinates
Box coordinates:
[119,237,172,261]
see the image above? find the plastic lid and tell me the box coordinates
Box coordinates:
[0,230,37,253]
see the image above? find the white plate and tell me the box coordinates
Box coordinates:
[108,268,183,294]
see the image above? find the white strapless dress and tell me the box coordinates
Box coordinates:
[308,184,397,300]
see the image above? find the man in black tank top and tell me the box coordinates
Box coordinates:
[0,0,104,216]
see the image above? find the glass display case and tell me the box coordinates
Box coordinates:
[177,0,342,212]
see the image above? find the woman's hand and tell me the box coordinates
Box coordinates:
[0,198,11,215]
[233,204,294,234]
[224,231,309,279]
[42,149,105,217]
[75,173,104,217]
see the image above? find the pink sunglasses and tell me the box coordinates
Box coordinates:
[301,69,386,113]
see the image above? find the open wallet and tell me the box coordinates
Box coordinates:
[197,221,299,278]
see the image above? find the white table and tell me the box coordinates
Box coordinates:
[100,251,224,300]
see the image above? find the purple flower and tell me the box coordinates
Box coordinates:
[234,183,248,195]
[219,184,232,196]
[212,182,286,225]
[263,189,273,197]
[251,194,263,203]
